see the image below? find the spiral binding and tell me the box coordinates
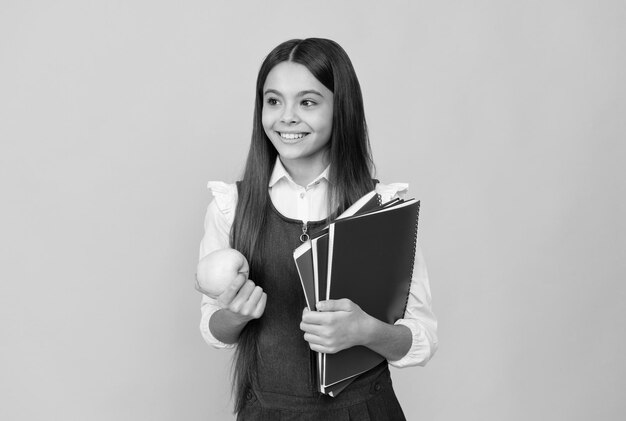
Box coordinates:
[404,200,421,313]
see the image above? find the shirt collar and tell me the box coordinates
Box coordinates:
[268,157,330,188]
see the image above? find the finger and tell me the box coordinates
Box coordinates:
[300,321,325,337]
[303,332,326,346]
[251,292,267,319]
[302,310,336,325]
[247,285,264,306]
[235,286,264,317]
[317,298,354,312]
[218,273,247,305]
[229,280,257,312]
[301,309,322,324]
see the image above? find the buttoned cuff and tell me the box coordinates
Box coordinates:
[388,318,437,368]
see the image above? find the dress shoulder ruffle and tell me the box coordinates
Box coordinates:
[375,182,410,203]
[206,181,238,224]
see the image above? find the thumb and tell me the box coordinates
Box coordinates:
[316,298,353,312]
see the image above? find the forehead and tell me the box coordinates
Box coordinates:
[263,62,329,95]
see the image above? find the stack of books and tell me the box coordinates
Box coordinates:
[293,191,420,396]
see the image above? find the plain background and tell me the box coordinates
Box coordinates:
[1,1,625,420]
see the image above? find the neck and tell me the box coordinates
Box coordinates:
[280,155,329,187]
[282,161,325,186]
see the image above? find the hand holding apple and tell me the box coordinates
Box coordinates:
[196,248,249,298]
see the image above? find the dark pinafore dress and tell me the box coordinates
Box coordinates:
[236,191,407,421]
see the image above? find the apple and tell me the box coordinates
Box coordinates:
[196,248,249,298]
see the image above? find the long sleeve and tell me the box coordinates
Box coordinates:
[388,242,438,367]
[198,182,237,349]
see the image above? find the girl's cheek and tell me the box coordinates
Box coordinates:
[261,110,275,129]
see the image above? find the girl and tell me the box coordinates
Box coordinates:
[199,38,437,420]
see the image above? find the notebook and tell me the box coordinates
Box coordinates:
[322,199,420,388]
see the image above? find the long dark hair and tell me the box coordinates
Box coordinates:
[230,38,375,413]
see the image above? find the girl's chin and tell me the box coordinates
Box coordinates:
[277,149,329,166]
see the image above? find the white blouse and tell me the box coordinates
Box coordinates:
[199,159,438,368]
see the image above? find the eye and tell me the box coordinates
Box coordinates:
[301,99,317,107]
[266,97,280,106]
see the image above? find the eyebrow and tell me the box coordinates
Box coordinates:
[263,89,324,97]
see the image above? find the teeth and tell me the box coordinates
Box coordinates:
[280,132,307,140]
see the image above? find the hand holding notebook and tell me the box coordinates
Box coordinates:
[301,298,372,354]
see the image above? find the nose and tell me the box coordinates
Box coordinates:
[280,103,300,124]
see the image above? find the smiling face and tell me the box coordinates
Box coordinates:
[262,61,334,182]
